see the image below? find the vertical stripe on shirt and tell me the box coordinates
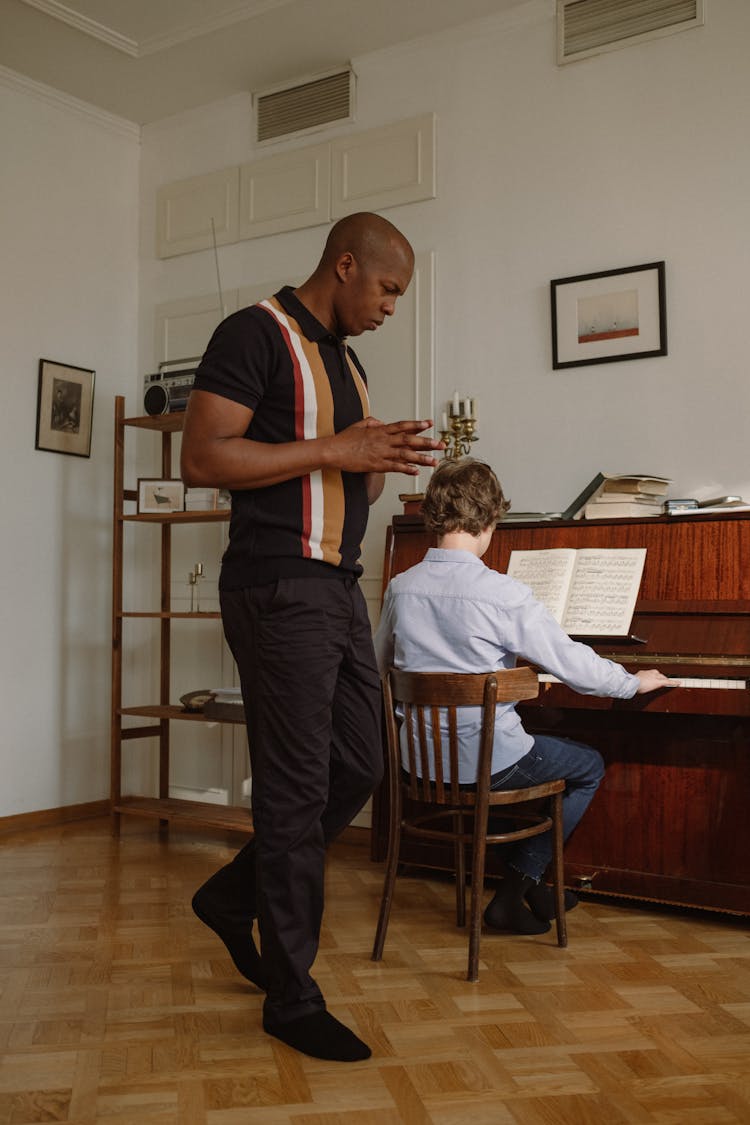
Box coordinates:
[259,297,350,567]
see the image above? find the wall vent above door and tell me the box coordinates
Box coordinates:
[557,0,704,64]
[255,68,354,144]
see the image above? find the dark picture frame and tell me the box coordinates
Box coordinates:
[35,359,95,457]
[551,261,667,370]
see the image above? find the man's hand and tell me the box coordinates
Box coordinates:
[634,669,674,694]
[328,417,444,476]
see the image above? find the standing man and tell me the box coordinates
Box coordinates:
[181,212,442,1062]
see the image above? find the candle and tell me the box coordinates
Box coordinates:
[452,389,460,416]
[472,397,479,423]
[441,411,448,431]
[464,398,472,418]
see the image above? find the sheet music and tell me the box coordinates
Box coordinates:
[507,547,646,636]
[506,549,577,623]
[563,548,646,635]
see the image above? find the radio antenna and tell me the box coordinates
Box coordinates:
[210,216,224,314]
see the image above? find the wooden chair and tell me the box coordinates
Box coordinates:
[371,667,567,982]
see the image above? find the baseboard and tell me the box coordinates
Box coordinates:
[0,799,110,836]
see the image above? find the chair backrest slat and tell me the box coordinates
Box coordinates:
[447,706,461,802]
[403,702,419,799]
[416,707,432,801]
[431,704,445,801]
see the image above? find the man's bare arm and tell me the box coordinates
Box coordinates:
[365,473,385,505]
[180,390,443,490]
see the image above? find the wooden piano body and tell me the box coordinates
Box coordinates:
[373,510,750,914]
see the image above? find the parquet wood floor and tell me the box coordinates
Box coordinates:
[1,818,748,1124]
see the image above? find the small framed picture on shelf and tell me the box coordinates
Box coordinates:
[551,261,667,369]
[35,358,95,457]
[137,478,185,513]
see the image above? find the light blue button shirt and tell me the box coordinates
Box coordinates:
[373,548,639,783]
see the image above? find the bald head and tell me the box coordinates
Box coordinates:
[319,212,414,274]
[296,211,415,338]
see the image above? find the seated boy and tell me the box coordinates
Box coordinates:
[373,458,671,935]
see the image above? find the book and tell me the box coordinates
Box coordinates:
[600,475,670,496]
[506,546,646,636]
[398,491,424,515]
[560,472,605,520]
[583,500,663,519]
[589,491,664,504]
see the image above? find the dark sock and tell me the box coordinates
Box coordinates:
[483,872,551,935]
[525,882,579,922]
[191,871,267,990]
[263,1010,371,1062]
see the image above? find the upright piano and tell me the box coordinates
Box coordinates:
[372,509,750,915]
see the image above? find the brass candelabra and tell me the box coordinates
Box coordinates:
[439,397,478,460]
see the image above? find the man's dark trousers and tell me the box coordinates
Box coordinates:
[220,575,383,1024]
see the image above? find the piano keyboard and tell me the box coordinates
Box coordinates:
[537,673,748,690]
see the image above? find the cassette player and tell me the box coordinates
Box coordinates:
[143,357,201,416]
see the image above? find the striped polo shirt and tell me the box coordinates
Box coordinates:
[193,287,372,589]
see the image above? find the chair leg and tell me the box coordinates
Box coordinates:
[372,810,402,962]
[467,829,488,982]
[455,812,466,928]
[551,790,568,948]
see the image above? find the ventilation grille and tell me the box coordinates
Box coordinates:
[558,0,704,64]
[255,69,353,143]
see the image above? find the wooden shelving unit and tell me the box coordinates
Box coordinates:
[110,395,252,836]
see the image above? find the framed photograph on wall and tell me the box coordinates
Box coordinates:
[35,359,95,457]
[137,479,186,514]
[551,261,667,369]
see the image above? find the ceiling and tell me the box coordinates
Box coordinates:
[0,0,528,125]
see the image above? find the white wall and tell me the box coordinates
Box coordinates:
[0,70,140,817]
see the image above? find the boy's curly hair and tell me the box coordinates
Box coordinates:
[421,457,510,537]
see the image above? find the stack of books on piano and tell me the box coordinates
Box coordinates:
[579,473,670,519]
[556,472,669,521]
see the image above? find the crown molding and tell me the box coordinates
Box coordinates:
[18,0,295,58]
[0,64,140,138]
[138,0,295,57]
[19,0,138,55]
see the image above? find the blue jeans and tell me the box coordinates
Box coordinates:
[489,735,605,882]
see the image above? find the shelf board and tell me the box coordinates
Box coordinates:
[123,413,186,432]
[114,796,253,834]
[120,704,244,724]
[120,611,222,619]
[122,511,229,523]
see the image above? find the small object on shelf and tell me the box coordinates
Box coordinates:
[204,687,245,723]
[697,495,745,508]
[179,689,215,712]
[665,498,699,513]
[188,561,205,611]
[185,487,220,510]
